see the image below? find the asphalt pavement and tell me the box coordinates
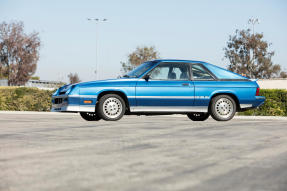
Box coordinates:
[0,112,287,191]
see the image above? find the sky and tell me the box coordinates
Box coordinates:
[1,0,287,82]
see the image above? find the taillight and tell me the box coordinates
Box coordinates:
[256,87,260,96]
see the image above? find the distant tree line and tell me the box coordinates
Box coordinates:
[68,73,81,84]
[0,21,83,86]
[121,46,160,74]
[0,21,41,86]
[224,29,286,79]
[121,25,286,79]
[1,20,286,87]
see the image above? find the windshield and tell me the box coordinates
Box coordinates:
[124,61,157,78]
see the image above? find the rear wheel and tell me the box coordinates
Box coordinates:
[80,112,101,121]
[97,94,126,121]
[210,95,236,121]
[187,112,210,121]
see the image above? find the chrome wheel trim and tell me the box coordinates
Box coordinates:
[86,112,97,116]
[191,113,204,117]
[103,97,123,119]
[191,113,204,118]
[215,98,233,119]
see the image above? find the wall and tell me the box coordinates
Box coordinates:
[0,79,63,90]
[257,79,287,90]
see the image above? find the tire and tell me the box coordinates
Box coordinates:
[187,112,210,121]
[80,112,101,121]
[210,95,237,121]
[97,94,126,121]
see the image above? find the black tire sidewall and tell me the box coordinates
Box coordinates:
[97,94,126,121]
[80,112,101,121]
[210,95,236,121]
[187,112,210,121]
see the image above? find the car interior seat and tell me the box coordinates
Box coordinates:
[168,72,176,80]
[180,72,188,79]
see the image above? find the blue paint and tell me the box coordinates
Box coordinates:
[51,59,265,113]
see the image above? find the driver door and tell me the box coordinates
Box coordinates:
[133,62,195,112]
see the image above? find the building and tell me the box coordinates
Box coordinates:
[257,79,287,90]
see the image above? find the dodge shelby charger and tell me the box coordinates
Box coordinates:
[51,60,265,121]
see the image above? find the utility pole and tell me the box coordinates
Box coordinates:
[248,18,260,79]
[87,18,107,80]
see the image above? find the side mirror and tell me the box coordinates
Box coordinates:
[144,74,150,81]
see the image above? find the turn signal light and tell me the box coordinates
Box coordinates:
[256,88,260,96]
[84,100,92,104]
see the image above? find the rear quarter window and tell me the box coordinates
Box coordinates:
[192,65,214,80]
[204,63,247,80]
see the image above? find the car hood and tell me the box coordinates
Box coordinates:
[75,78,139,87]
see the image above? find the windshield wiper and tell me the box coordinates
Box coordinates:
[123,75,130,78]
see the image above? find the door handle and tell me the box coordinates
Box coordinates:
[182,83,190,86]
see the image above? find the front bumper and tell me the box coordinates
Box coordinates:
[51,95,96,112]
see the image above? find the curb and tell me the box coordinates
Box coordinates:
[0,111,78,115]
[0,111,286,120]
[234,115,287,120]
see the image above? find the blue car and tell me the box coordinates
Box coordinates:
[51,60,265,121]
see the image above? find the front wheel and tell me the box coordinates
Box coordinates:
[97,94,126,121]
[187,112,210,121]
[210,95,236,121]
[80,112,101,121]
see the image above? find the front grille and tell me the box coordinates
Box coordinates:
[54,98,63,104]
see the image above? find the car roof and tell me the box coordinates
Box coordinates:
[152,59,208,65]
[151,59,248,80]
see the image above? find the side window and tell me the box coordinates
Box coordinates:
[192,65,214,80]
[149,63,190,80]
[149,66,169,80]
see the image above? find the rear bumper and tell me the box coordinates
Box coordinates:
[253,96,266,108]
[239,96,265,111]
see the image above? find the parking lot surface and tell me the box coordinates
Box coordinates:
[1,112,287,191]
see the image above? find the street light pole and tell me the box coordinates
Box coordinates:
[87,18,107,80]
[248,18,260,79]
[248,18,259,36]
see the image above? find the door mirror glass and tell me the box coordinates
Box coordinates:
[144,74,150,81]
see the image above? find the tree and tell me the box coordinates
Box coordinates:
[0,21,40,85]
[224,29,281,79]
[121,46,160,73]
[280,71,287,78]
[68,73,81,84]
[30,76,40,80]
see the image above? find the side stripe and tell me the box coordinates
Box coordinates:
[128,96,209,99]
[130,106,208,112]
[69,95,98,98]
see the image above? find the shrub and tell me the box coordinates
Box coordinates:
[0,87,286,115]
[239,89,287,116]
[0,87,54,111]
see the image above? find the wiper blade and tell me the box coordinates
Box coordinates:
[123,75,130,78]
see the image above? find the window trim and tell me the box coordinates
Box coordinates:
[190,63,217,81]
[142,62,192,81]
[191,63,250,82]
